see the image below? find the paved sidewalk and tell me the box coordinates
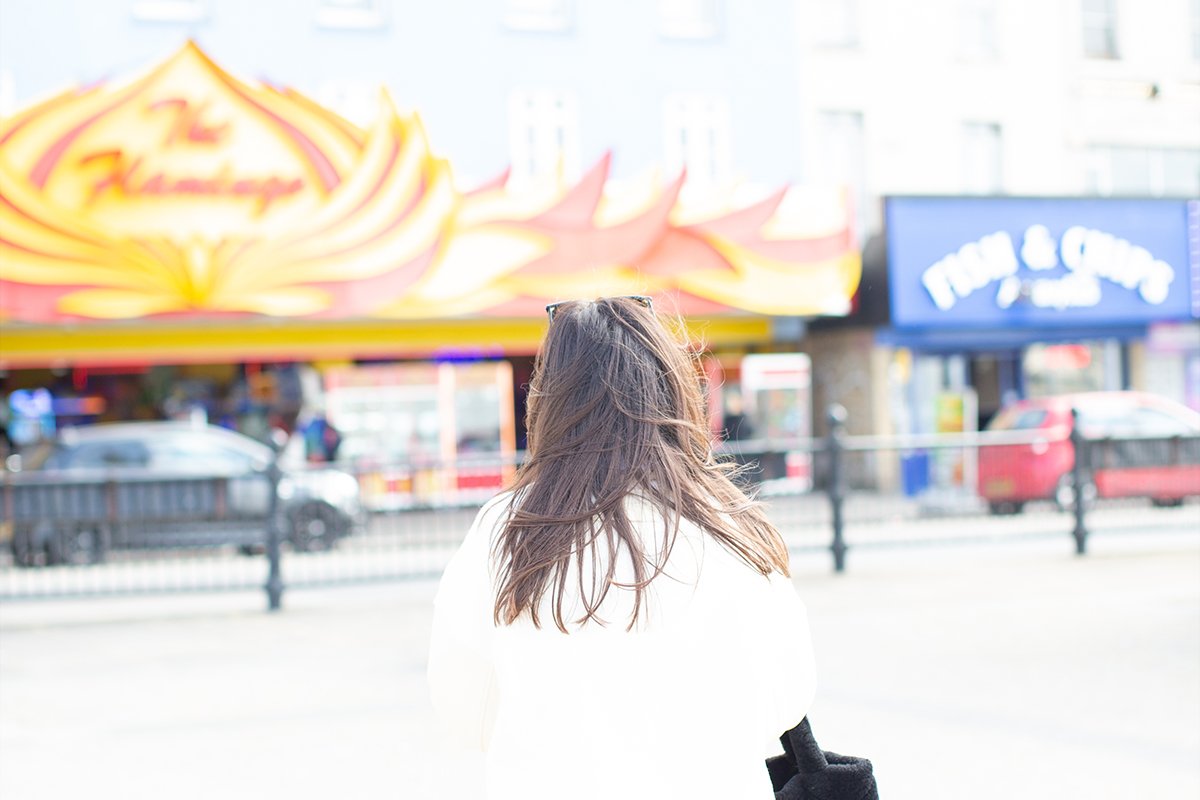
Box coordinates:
[2,528,1198,799]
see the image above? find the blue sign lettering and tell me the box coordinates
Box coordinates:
[886,197,1196,329]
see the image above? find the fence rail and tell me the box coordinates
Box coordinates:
[2,408,1197,605]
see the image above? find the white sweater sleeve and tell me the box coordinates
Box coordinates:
[760,572,818,756]
[427,502,502,751]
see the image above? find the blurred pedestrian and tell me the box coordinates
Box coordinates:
[0,400,13,463]
[721,388,755,442]
[722,388,763,486]
[428,296,816,799]
[300,411,341,463]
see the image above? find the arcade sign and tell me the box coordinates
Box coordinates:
[0,42,861,324]
[886,197,1197,329]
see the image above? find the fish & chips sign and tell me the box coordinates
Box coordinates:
[885,196,1194,329]
[921,223,1176,312]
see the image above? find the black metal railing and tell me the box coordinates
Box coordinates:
[2,407,1197,605]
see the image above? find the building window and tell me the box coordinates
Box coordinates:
[659,0,720,40]
[0,70,14,118]
[959,0,999,59]
[504,0,573,32]
[131,0,207,22]
[508,90,579,186]
[315,0,388,30]
[663,93,731,190]
[1192,0,1200,60]
[810,0,858,48]
[961,122,1003,194]
[1081,0,1118,59]
[1087,147,1200,197]
[815,110,869,232]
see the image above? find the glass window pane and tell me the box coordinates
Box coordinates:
[1193,0,1200,59]
[1081,0,1118,58]
[663,94,731,189]
[816,110,867,233]
[659,0,720,39]
[1108,148,1153,195]
[70,440,151,468]
[505,0,572,31]
[959,0,998,59]
[962,122,1002,194]
[811,0,858,47]
[1024,342,1106,397]
[1162,150,1200,196]
[508,90,579,186]
[987,408,1048,431]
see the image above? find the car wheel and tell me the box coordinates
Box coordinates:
[988,501,1024,516]
[289,503,342,552]
[1054,474,1096,513]
[46,525,107,566]
[11,525,42,567]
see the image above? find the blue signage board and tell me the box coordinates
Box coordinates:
[886,197,1197,329]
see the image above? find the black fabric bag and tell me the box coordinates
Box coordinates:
[765,718,879,800]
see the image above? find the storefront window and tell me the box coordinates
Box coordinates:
[453,364,507,455]
[323,362,516,510]
[1022,342,1114,397]
[1145,322,1200,413]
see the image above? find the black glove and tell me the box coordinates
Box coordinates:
[765,718,878,800]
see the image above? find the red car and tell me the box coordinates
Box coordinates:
[978,391,1200,514]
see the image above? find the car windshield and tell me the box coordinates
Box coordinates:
[1078,403,1197,436]
[63,439,151,468]
[149,434,263,472]
[987,407,1048,431]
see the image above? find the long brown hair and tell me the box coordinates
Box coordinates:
[493,296,790,631]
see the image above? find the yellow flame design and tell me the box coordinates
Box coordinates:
[0,43,860,323]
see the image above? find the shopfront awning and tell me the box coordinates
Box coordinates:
[875,324,1151,353]
[0,315,774,369]
[0,43,860,367]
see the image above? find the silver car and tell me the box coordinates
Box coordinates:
[5,422,364,566]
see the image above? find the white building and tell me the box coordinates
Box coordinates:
[794,0,1200,235]
[792,0,1200,489]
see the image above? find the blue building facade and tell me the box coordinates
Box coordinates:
[881,196,1200,429]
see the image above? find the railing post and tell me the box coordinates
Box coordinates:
[264,451,285,611]
[1069,408,1089,556]
[826,403,848,573]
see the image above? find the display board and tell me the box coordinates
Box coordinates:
[324,362,516,510]
[886,197,1196,330]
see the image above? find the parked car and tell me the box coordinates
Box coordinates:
[978,391,1200,514]
[3,422,364,566]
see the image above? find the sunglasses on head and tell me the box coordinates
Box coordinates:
[545,295,653,323]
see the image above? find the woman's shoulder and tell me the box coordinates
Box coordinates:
[464,490,519,554]
[481,489,520,522]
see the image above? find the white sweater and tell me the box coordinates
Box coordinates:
[427,493,817,800]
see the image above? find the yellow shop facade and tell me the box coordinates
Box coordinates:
[0,43,860,463]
